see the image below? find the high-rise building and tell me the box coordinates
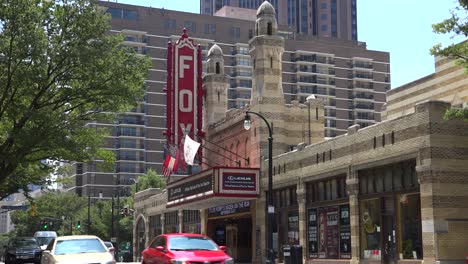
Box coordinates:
[201,0,358,41]
[66,1,389,198]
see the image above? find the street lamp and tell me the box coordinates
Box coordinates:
[129,178,139,193]
[244,110,274,264]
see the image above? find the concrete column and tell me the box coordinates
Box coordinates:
[417,163,438,264]
[296,182,307,264]
[200,209,207,234]
[144,216,150,248]
[347,167,360,264]
[255,192,267,263]
[161,214,165,234]
[178,210,183,233]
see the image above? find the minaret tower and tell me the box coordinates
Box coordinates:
[249,1,285,157]
[202,44,229,129]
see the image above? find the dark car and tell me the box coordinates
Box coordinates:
[3,237,42,264]
[141,233,233,264]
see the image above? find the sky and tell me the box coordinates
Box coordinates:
[112,0,466,89]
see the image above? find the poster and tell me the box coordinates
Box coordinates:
[318,207,327,258]
[308,208,318,258]
[288,211,299,243]
[339,204,351,259]
[326,206,339,259]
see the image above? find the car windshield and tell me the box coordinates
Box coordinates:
[168,236,219,251]
[54,238,107,255]
[12,239,38,247]
[36,237,54,246]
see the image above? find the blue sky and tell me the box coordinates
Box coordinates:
[114,0,466,89]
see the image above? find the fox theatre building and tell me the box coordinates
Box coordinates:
[133,5,468,263]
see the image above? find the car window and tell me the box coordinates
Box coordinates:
[151,236,166,249]
[168,236,218,251]
[46,239,55,251]
[11,238,39,247]
[54,238,107,255]
[104,242,114,248]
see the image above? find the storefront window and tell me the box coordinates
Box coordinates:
[308,206,345,259]
[398,194,422,259]
[360,199,382,260]
[288,211,299,244]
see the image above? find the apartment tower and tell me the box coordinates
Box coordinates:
[201,0,358,40]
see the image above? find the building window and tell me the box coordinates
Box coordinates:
[321,24,328,31]
[164,18,177,30]
[107,8,138,20]
[184,21,197,33]
[204,23,216,34]
[321,2,327,8]
[398,194,422,259]
[308,205,351,259]
[231,27,240,39]
[321,14,327,20]
[360,199,382,260]
[123,9,138,20]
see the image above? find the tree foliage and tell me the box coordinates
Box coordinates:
[0,0,151,199]
[431,0,468,121]
[431,0,468,71]
[10,191,130,242]
[135,169,167,192]
[10,192,87,236]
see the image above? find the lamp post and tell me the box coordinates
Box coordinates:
[87,193,91,235]
[129,178,139,193]
[244,110,274,264]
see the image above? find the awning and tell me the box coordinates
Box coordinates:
[166,167,260,210]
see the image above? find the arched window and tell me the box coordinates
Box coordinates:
[215,62,220,74]
[267,22,272,35]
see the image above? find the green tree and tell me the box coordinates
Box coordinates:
[0,0,151,199]
[135,169,167,192]
[431,0,468,120]
[10,192,87,236]
[431,0,468,71]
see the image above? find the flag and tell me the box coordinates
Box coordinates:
[183,135,201,165]
[162,143,178,177]
[176,142,188,171]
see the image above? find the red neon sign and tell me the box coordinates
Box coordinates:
[165,29,204,151]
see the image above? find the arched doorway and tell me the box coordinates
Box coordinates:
[135,216,146,261]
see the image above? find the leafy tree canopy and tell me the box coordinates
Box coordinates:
[431,0,468,121]
[431,0,468,70]
[0,0,151,199]
[135,169,167,192]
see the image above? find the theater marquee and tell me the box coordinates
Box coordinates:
[166,167,260,209]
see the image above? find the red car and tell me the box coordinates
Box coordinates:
[141,233,233,264]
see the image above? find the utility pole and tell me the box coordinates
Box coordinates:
[87,194,91,234]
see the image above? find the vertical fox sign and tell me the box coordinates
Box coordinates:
[164,28,204,163]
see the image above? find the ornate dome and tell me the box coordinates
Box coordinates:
[207,44,223,57]
[256,1,276,17]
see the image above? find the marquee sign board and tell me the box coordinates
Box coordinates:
[166,167,260,209]
[165,28,204,151]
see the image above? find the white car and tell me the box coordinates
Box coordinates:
[40,235,115,264]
